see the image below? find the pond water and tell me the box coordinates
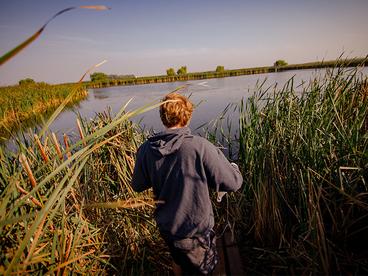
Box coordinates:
[13,67,368,146]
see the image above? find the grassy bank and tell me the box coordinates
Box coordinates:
[86,57,367,88]
[0,82,88,139]
[0,65,367,274]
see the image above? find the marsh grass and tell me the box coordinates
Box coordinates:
[0,82,88,139]
[0,98,172,274]
[235,66,368,274]
[77,110,171,274]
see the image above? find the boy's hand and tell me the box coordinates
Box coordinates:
[217,191,227,202]
[216,163,238,202]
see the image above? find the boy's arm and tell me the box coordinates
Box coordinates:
[203,142,243,192]
[131,144,152,192]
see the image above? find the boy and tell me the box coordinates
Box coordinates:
[132,93,243,275]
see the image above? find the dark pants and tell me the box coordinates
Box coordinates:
[162,230,219,275]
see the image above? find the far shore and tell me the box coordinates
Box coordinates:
[85,57,367,89]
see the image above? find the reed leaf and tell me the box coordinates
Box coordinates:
[0,7,109,66]
[38,60,107,138]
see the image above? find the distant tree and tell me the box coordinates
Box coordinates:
[90,72,108,82]
[216,65,225,73]
[177,66,187,75]
[274,60,288,67]
[166,68,176,76]
[19,78,35,85]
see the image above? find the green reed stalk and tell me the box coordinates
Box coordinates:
[236,65,368,274]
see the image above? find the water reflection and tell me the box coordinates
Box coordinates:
[93,90,109,99]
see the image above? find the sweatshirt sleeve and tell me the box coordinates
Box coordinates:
[131,143,152,192]
[202,141,243,192]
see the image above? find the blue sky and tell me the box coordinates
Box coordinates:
[0,0,367,85]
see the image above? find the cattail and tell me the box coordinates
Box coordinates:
[63,134,72,159]
[34,134,49,163]
[52,132,63,160]
[15,182,42,207]
[79,5,110,10]
[44,136,49,148]
[126,155,135,171]
[64,232,73,261]
[76,119,86,146]
[19,153,37,188]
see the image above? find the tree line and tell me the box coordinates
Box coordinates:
[85,57,367,88]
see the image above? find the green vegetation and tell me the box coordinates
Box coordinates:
[1,65,367,274]
[18,78,36,85]
[216,65,225,73]
[273,59,288,67]
[213,66,367,274]
[0,101,172,274]
[87,57,368,88]
[90,72,108,82]
[176,66,187,75]
[165,66,188,76]
[108,74,135,80]
[90,72,135,83]
[166,68,175,76]
[0,82,87,139]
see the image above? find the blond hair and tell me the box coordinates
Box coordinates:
[160,93,193,128]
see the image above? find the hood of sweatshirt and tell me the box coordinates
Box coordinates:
[148,127,191,157]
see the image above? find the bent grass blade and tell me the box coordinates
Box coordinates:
[0,6,109,66]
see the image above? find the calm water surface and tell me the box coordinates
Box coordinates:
[46,67,367,139]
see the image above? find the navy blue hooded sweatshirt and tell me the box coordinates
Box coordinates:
[132,127,243,240]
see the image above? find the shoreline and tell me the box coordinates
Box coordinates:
[0,84,88,140]
[85,57,368,89]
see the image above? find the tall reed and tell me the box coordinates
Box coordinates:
[0,100,172,274]
[236,66,368,274]
[78,110,171,274]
